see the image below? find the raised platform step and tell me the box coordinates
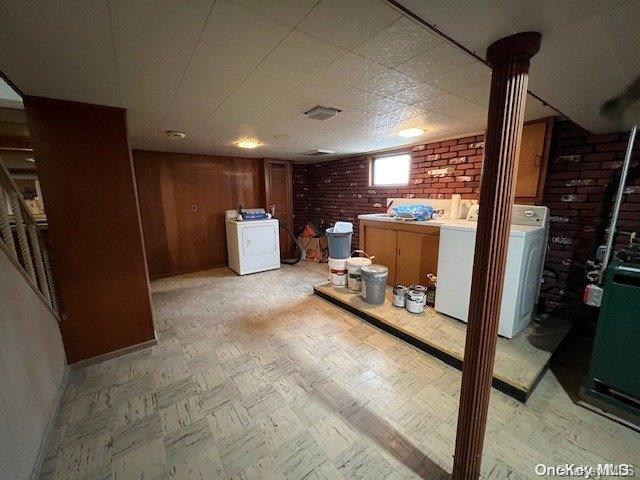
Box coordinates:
[313,281,573,402]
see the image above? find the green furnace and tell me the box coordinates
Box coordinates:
[584,259,640,419]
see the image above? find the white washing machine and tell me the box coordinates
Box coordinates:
[225,209,280,275]
[435,205,549,338]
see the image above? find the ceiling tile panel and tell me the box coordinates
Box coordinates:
[110,0,214,128]
[297,0,399,50]
[354,17,442,67]
[529,17,627,114]
[318,53,388,87]
[356,69,421,96]
[201,0,293,58]
[267,30,348,74]
[1,0,119,105]
[597,2,640,81]
[396,42,475,82]
[196,61,310,133]
[164,43,261,130]
[228,0,319,26]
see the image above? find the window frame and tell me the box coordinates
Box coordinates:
[369,152,412,188]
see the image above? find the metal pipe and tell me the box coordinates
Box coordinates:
[600,125,637,282]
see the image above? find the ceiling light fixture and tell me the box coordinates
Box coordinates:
[166,130,187,140]
[397,127,425,138]
[237,140,260,149]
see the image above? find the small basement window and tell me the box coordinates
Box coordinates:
[371,154,411,186]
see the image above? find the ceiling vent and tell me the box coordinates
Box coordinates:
[303,105,342,121]
[303,149,335,156]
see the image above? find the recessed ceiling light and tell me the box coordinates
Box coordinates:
[397,127,425,138]
[237,140,260,149]
[166,130,187,140]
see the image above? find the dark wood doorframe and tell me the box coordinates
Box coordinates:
[264,158,294,258]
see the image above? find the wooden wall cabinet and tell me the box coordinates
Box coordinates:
[514,117,554,204]
[359,220,440,286]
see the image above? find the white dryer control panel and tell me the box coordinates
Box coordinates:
[466,204,549,227]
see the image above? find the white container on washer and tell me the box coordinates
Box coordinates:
[405,289,426,314]
[328,257,348,287]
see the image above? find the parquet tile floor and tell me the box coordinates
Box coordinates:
[39,262,640,479]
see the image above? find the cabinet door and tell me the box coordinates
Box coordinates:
[515,120,550,201]
[363,226,397,284]
[396,231,440,286]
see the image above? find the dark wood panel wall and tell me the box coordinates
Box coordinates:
[24,97,155,363]
[133,150,265,278]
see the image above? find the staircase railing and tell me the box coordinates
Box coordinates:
[0,159,60,320]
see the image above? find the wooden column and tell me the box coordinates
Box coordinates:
[452,32,541,480]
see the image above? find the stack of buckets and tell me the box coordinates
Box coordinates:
[326,225,389,305]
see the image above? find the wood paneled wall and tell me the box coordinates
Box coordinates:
[24,97,155,363]
[133,150,265,278]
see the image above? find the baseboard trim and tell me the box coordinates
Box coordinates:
[30,364,70,480]
[69,338,158,370]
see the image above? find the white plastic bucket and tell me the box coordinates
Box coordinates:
[346,256,373,291]
[328,257,348,287]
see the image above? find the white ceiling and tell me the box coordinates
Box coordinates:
[0,0,560,161]
[397,0,640,136]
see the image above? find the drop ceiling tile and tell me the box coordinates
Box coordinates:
[394,83,444,105]
[201,0,293,59]
[597,2,640,81]
[416,92,487,125]
[110,0,213,127]
[531,17,626,114]
[480,0,569,33]
[197,61,310,132]
[549,0,625,24]
[353,17,443,67]
[327,87,382,109]
[394,0,513,56]
[318,52,388,87]
[428,62,490,93]
[356,68,421,96]
[297,0,399,50]
[294,76,351,102]
[165,46,261,130]
[267,30,348,74]
[396,42,475,82]
[452,82,490,108]
[1,0,119,105]
[524,94,559,121]
[229,0,319,26]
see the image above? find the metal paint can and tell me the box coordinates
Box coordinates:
[392,285,408,307]
[405,288,426,314]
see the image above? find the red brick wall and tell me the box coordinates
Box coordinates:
[541,119,639,316]
[293,118,640,317]
[293,133,485,244]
